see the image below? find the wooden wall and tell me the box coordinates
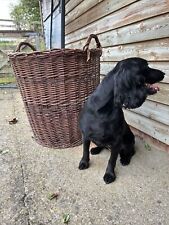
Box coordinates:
[65,0,169,146]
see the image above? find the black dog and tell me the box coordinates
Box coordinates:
[78,57,164,184]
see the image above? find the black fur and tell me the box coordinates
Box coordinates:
[78,57,165,184]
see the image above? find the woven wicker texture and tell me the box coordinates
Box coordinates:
[8,34,102,148]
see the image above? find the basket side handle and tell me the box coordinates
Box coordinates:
[83,34,102,61]
[15,42,36,52]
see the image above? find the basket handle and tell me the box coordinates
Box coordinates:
[15,42,37,52]
[83,34,102,61]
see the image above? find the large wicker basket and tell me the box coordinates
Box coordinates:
[8,34,102,148]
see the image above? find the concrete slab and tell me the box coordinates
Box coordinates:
[0,89,28,225]
[0,89,169,225]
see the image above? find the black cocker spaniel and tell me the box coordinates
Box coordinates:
[78,57,165,184]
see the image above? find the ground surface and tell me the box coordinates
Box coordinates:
[0,88,169,225]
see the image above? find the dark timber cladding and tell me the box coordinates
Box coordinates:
[65,0,169,146]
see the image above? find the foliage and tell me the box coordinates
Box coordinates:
[0,41,16,46]
[10,0,41,31]
[0,77,16,85]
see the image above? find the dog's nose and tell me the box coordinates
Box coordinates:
[161,71,165,79]
[158,71,165,81]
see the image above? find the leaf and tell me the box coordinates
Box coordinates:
[48,193,59,200]
[0,150,9,154]
[63,214,70,224]
[10,0,41,31]
[144,143,151,151]
[9,118,18,125]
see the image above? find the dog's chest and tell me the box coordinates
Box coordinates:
[80,106,124,145]
[87,117,122,145]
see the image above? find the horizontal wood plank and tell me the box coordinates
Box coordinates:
[148,83,169,105]
[100,61,169,83]
[66,13,169,46]
[66,0,137,29]
[65,38,98,49]
[65,0,84,15]
[101,38,169,62]
[100,62,117,75]
[65,0,169,39]
[124,110,169,145]
[130,100,169,126]
[97,13,169,48]
[66,0,105,25]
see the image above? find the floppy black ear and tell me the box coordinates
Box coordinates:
[113,65,132,107]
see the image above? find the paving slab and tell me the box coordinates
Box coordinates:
[0,89,28,225]
[0,88,169,225]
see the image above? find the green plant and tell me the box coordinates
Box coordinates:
[10,0,41,31]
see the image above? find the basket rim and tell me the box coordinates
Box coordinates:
[8,47,102,59]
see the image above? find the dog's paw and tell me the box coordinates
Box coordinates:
[90,147,103,155]
[103,172,116,184]
[78,160,89,170]
[120,157,131,166]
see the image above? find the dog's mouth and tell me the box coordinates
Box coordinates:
[145,83,160,95]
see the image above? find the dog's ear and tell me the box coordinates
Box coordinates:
[113,64,133,107]
[113,61,148,108]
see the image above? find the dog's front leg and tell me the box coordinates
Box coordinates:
[103,142,120,184]
[78,137,90,170]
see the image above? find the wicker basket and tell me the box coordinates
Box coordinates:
[8,34,102,148]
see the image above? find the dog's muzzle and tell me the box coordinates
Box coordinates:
[146,83,160,95]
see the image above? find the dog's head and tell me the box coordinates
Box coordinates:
[113,57,165,109]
